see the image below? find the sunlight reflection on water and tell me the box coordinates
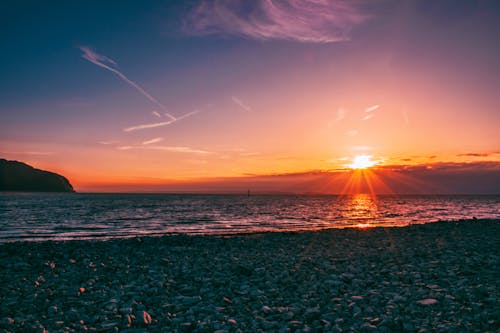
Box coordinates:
[0,193,498,241]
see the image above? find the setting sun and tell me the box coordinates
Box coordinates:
[349,155,376,169]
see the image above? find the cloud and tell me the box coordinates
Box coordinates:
[184,0,370,43]
[231,96,252,111]
[336,108,347,121]
[117,144,212,155]
[362,104,378,120]
[1,151,55,156]
[402,109,409,127]
[457,153,490,157]
[142,137,164,145]
[364,104,379,113]
[352,145,373,151]
[98,140,119,145]
[146,146,212,155]
[123,110,200,132]
[239,151,261,157]
[346,130,358,136]
[362,113,374,121]
[152,111,162,118]
[79,46,177,121]
[123,119,176,132]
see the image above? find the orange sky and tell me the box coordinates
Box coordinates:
[1,1,499,193]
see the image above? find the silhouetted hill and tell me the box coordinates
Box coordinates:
[0,159,74,192]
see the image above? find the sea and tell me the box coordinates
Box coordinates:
[0,193,498,242]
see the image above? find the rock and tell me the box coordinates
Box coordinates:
[262,305,272,313]
[136,311,152,326]
[176,295,202,305]
[305,306,321,320]
[180,322,193,330]
[99,321,119,331]
[1,317,14,327]
[393,295,407,303]
[417,299,438,305]
[123,314,133,327]
[361,322,378,331]
[232,264,253,276]
[120,307,133,315]
[48,305,58,315]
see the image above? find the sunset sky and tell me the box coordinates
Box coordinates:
[1,0,499,193]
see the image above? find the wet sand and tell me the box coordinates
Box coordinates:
[0,219,498,332]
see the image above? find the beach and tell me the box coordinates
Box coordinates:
[0,219,498,332]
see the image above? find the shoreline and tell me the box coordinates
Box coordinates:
[1,219,499,332]
[1,218,497,244]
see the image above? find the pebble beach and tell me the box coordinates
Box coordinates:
[0,219,498,332]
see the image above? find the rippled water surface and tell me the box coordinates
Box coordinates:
[0,193,498,241]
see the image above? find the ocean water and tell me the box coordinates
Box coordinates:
[0,193,498,242]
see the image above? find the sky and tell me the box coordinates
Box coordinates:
[1,0,499,193]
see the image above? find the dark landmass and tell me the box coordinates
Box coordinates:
[0,158,74,192]
[0,219,498,332]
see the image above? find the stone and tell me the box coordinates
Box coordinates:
[417,299,438,305]
[136,311,152,325]
[48,305,58,315]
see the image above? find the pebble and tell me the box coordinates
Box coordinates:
[393,295,406,302]
[177,295,202,305]
[48,305,58,315]
[417,298,438,305]
[0,220,497,332]
[136,311,152,325]
[1,317,14,326]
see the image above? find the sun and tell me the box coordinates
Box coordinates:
[349,155,376,169]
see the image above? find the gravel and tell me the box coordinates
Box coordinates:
[0,219,498,332]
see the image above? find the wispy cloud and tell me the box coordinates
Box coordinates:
[362,104,378,120]
[365,104,379,113]
[123,119,176,132]
[123,110,200,132]
[336,108,347,121]
[240,151,261,157]
[152,111,162,118]
[185,0,370,43]
[98,140,119,145]
[80,46,177,121]
[352,145,373,151]
[142,137,164,145]
[1,151,55,156]
[231,96,252,112]
[457,153,491,157]
[362,113,374,121]
[116,145,212,155]
[346,130,358,136]
[147,146,212,155]
[401,109,409,127]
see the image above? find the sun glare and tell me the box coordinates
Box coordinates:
[349,155,376,169]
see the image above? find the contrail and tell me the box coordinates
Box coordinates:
[80,46,177,121]
[123,110,200,132]
[231,96,252,112]
[142,137,164,145]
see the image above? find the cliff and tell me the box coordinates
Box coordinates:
[0,159,74,192]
